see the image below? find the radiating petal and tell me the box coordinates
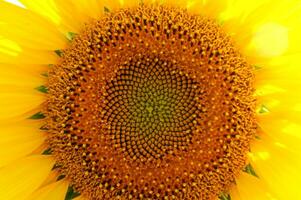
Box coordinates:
[0,1,66,50]
[26,180,69,200]
[0,155,55,200]
[39,170,60,188]
[235,173,274,200]
[20,0,104,32]
[249,133,301,199]
[0,119,46,167]
[0,63,47,120]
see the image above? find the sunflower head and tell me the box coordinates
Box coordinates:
[44,4,256,199]
[1,0,301,200]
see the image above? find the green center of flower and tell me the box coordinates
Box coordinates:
[46,5,256,200]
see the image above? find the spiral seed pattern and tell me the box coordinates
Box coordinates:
[46,5,256,200]
[102,56,200,161]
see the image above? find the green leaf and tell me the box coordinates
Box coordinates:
[243,163,259,178]
[42,148,52,155]
[29,112,45,120]
[66,32,77,41]
[104,6,110,13]
[219,193,231,200]
[65,186,80,200]
[36,85,48,93]
[54,49,63,57]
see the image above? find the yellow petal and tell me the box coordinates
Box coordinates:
[229,186,242,200]
[0,1,66,50]
[19,0,61,25]
[198,0,227,18]
[26,180,69,200]
[249,134,301,199]
[256,53,301,87]
[234,173,274,200]
[20,0,95,33]
[39,170,60,188]
[222,0,301,61]
[0,92,44,120]
[249,23,289,57]
[0,47,58,64]
[0,155,55,200]
[0,64,47,120]
[102,0,123,11]
[0,2,64,65]
[221,0,270,21]
[71,0,106,18]
[5,0,25,8]
[117,0,139,9]
[0,63,45,88]
[0,119,46,167]
[158,0,227,18]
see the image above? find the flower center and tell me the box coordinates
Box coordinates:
[102,56,201,161]
[46,5,256,200]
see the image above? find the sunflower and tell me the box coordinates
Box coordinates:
[1,0,301,199]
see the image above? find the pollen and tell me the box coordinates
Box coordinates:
[46,5,256,200]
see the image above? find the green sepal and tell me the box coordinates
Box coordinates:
[253,65,262,70]
[104,6,110,13]
[65,186,80,200]
[66,32,77,41]
[29,112,45,120]
[218,18,225,26]
[40,124,49,131]
[258,104,269,114]
[57,174,66,181]
[219,193,231,200]
[255,135,261,140]
[42,148,52,155]
[41,72,48,77]
[52,163,62,170]
[243,163,259,178]
[36,85,48,93]
[54,49,64,57]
